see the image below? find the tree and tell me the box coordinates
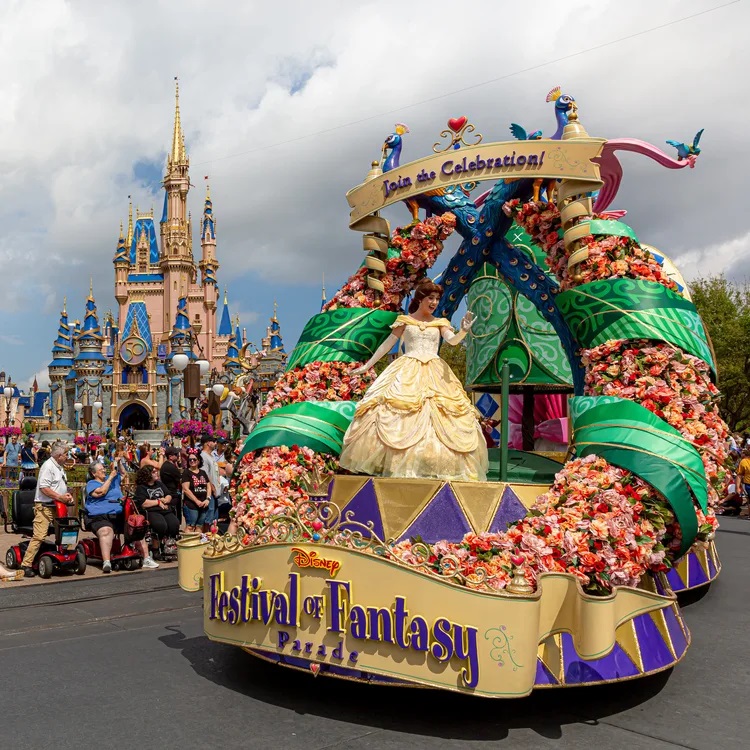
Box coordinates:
[690,275,750,432]
[440,341,467,387]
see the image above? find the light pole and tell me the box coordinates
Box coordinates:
[2,378,13,427]
[94,399,103,432]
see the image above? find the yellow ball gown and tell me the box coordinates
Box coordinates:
[339,315,488,481]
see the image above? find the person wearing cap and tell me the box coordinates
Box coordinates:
[200,434,220,531]
[211,436,227,463]
[160,446,184,526]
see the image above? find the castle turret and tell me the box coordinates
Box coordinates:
[200,183,219,365]
[75,283,106,372]
[269,301,286,354]
[48,299,74,426]
[167,294,194,366]
[160,79,195,340]
[256,304,287,401]
[114,221,129,321]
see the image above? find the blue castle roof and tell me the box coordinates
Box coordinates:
[51,304,73,356]
[168,295,195,360]
[75,288,105,364]
[269,317,285,354]
[218,290,232,336]
[113,226,128,264]
[201,191,215,240]
[122,300,153,351]
[129,217,160,265]
[27,392,49,417]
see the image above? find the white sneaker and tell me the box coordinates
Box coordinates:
[142,557,159,569]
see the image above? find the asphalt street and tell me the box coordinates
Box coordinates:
[1,518,748,750]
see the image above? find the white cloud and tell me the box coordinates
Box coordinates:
[679,230,750,282]
[0,0,746,386]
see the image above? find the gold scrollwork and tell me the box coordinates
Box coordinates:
[432,120,483,153]
[222,499,526,595]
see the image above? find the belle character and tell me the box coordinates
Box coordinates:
[339,279,488,481]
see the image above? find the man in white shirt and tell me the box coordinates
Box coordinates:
[21,443,74,576]
[200,434,220,531]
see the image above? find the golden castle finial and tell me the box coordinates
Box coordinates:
[63,296,67,314]
[170,77,187,165]
[119,221,124,239]
[322,273,326,301]
[126,198,134,246]
[223,287,228,305]
[89,278,93,299]
[205,177,211,201]
[273,299,278,320]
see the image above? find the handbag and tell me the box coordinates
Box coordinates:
[126,506,147,542]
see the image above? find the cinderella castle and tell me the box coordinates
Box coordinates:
[46,83,287,432]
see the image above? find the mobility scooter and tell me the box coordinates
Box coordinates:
[4,477,85,578]
[77,492,144,571]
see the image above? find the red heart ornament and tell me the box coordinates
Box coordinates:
[447,116,467,133]
[309,663,320,676]
[312,520,323,531]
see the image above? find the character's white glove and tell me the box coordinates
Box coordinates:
[460,311,476,331]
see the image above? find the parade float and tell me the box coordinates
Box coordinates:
[178,89,724,696]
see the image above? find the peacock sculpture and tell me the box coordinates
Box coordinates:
[381,121,475,224]
[508,85,576,201]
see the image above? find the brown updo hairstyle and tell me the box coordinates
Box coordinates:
[408,278,444,314]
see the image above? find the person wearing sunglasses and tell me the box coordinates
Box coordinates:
[181,450,210,533]
[133,464,179,563]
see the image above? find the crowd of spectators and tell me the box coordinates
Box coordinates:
[719,433,750,518]
[1,432,242,580]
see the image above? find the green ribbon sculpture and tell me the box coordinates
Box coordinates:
[285,308,398,371]
[239,401,356,459]
[558,278,715,374]
[571,396,707,556]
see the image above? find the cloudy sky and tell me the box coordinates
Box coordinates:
[0,0,745,390]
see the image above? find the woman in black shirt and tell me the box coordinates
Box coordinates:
[133,465,180,554]
[181,451,210,533]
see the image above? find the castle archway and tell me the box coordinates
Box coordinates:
[118,402,151,432]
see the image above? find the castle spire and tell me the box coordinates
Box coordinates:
[218,288,232,336]
[168,293,194,360]
[170,78,187,166]
[75,285,105,367]
[268,303,285,354]
[48,299,74,372]
[126,198,134,247]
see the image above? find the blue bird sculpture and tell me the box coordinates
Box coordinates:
[666,129,704,161]
[509,124,543,141]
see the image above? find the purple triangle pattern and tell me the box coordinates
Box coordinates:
[663,606,689,658]
[561,633,640,683]
[534,659,558,686]
[666,566,685,592]
[339,480,385,541]
[397,484,471,544]
[707,549,718,579]
[687,551,709,588]
[633,613,674,673]
[652,573,668,596]
[488,487,528,533]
